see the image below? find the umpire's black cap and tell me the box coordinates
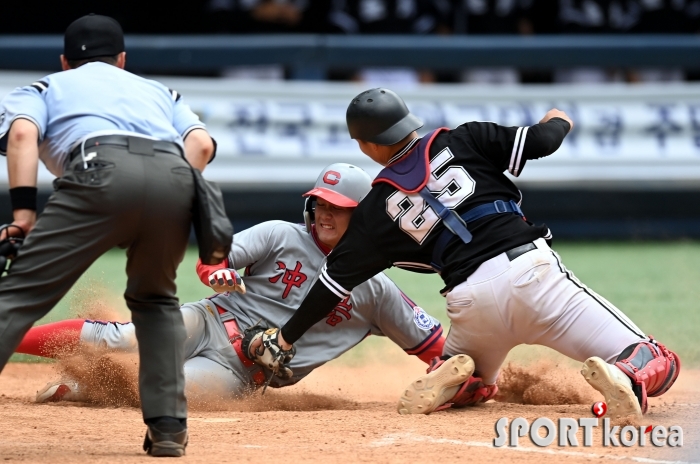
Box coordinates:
[64,14,125,60]
[346,88,423,145]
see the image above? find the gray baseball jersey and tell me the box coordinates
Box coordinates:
[209,220,443,386]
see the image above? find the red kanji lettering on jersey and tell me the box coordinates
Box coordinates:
[323,170,341,185]
[268,262,286,284]
[326,296,353,326]
[269,261,307,299]
[281,261,307,298]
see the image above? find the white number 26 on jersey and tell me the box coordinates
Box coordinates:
[386,147,475,244]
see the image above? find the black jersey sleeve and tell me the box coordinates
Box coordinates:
[320,211,393,293]
[281,204,393,344]
[281,280,343,344]
[463,117,571,177]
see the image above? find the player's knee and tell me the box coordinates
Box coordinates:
[88,320,137,352]
[110,322,137,351]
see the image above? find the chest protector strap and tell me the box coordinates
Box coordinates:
[430,199,523,271]
[374,128,524,272]
[418,188,472,244]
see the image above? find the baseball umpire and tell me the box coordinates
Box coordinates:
[260,88,680,420]
[0,14,215,456]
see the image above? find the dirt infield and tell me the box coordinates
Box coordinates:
[0,347,697,464]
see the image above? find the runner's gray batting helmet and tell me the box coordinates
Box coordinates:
[303,163,372,232]
[346,88,423,145]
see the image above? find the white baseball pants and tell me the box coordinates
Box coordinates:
[443,238,646,385]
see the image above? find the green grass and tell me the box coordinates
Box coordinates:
[24,247,213,323]
[11,242,700,366]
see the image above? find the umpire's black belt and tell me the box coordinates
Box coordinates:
[70,135,182,161]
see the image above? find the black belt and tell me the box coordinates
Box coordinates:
[505,242,537,261]
[70,135,182,161]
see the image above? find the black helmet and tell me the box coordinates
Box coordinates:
[346,88,423,145]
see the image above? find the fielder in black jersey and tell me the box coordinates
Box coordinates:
[268,88,680,419]
[310,119,567,295]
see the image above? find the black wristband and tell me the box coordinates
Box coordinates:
[9,186,37,211]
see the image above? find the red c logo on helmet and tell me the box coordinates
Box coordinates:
[323,171,341,185]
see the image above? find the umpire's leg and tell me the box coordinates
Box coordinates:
[124,150,194,421]
[0,158,132,370]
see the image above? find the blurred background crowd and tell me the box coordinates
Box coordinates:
[5,0,700,83]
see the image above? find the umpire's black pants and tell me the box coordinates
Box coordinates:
[0,141,195,421]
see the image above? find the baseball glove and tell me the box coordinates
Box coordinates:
[241,325,296,381]
[0,224,24,276]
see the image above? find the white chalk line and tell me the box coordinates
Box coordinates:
[369,433,697,464]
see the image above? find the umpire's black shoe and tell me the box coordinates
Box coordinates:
[143,416,188,457]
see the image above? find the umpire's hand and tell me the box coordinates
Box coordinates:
[0,210,35,240]
[208,268,246,294]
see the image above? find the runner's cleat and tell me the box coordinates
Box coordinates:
[397,354,475,415]
[35,380,83,403]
